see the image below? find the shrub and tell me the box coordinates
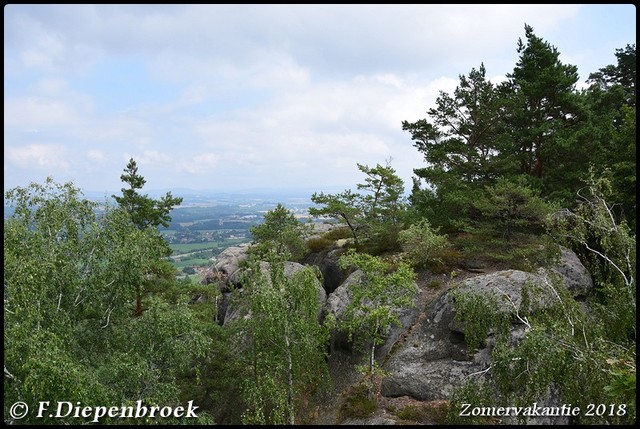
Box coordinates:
[398,219,448,268]
[426,279,442,289]
[393,402,449,424]
[306,236,334,253]
[337,382,378,422]
[322,226,353,241]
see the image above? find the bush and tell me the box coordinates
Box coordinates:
[398,219,448,268]
[393,402,449,424]
[306,237,334,253]
[322,226,353,241]
[337,382,377,422]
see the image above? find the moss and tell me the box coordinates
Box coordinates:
[322,226,353,241]
[426,279,442,289]
[306,236,334,253]
[392,401,450,424]
[337,382,378,422]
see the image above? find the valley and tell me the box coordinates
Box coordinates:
[160,190,318,281]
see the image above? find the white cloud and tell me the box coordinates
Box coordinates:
[3,4,634,193]
[132,150,172,166]
[87,149,106,163]
[4,97,80,127]
[6,143,70,170]
[178,153,219,175]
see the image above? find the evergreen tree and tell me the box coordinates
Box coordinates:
[403,63,512,231]
[473,176,553,241]
[356,161,406,225]
[310,161,407,252]
[404,63,512,189]
[111,158,183,315]
[113,158,183,232]
[588,43,636,108]
[250,203,310,261]
[583,44,636,230]
[503,24,581,200]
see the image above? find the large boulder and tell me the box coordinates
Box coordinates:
[549,246,593,299]
[213,243,251,287]
[303,247,349,295]
[222,261,326,326]
[381,247,593,424]
[322,269,421,360]
[305,221,339,240]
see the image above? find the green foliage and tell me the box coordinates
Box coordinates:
[450,267,636,424]
[182,266,197,275]
[505,24,581,185]
[310,161,407,253]
[588,43,636,107]
[309,189,362,244]
[398,218,448,268]
[405,27,635,235]
[356,161,406,225]
[472,176,553,241]
[448,231,557,273]
[393,401,449,424]
[234,250,331,425]
[306,236,334,253]
[113,158,183,231]
[337,382,378,422]
[403,63,513,189]
[546,172,636,343]
[403,62,515,232]
[4,178,214,424]
[321,225,354,241]
[249,202,310,261]
[426,279,443,289]
[445,379,500,425]
[580,43,636,229]
[337,250,417,379]
[450,289,512,353]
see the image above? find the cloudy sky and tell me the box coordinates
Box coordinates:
[4,4,636,195]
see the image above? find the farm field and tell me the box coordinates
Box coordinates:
[160,189,316,282]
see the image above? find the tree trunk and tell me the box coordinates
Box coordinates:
[367,321,379,399]
[340,212,359,247]
[285,333,295,425]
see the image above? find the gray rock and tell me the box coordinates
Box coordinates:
[548,246,593,298]
[222,261,326,326]
[382,359,482,401]
[303,247,348,294]
[214,243,250,286]
[381,247,592,425]
[322,270,420,360]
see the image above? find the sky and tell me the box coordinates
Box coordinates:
[4,4,637,196]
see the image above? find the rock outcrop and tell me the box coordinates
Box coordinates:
[213,243,251,288]
[222,260,326,326]
[322,269,422,361]
[303,246,349,295]
[379,247,593,424]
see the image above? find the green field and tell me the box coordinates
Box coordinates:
[170,242,220,254]
[168,237,250,271]
[173,258,213,269]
